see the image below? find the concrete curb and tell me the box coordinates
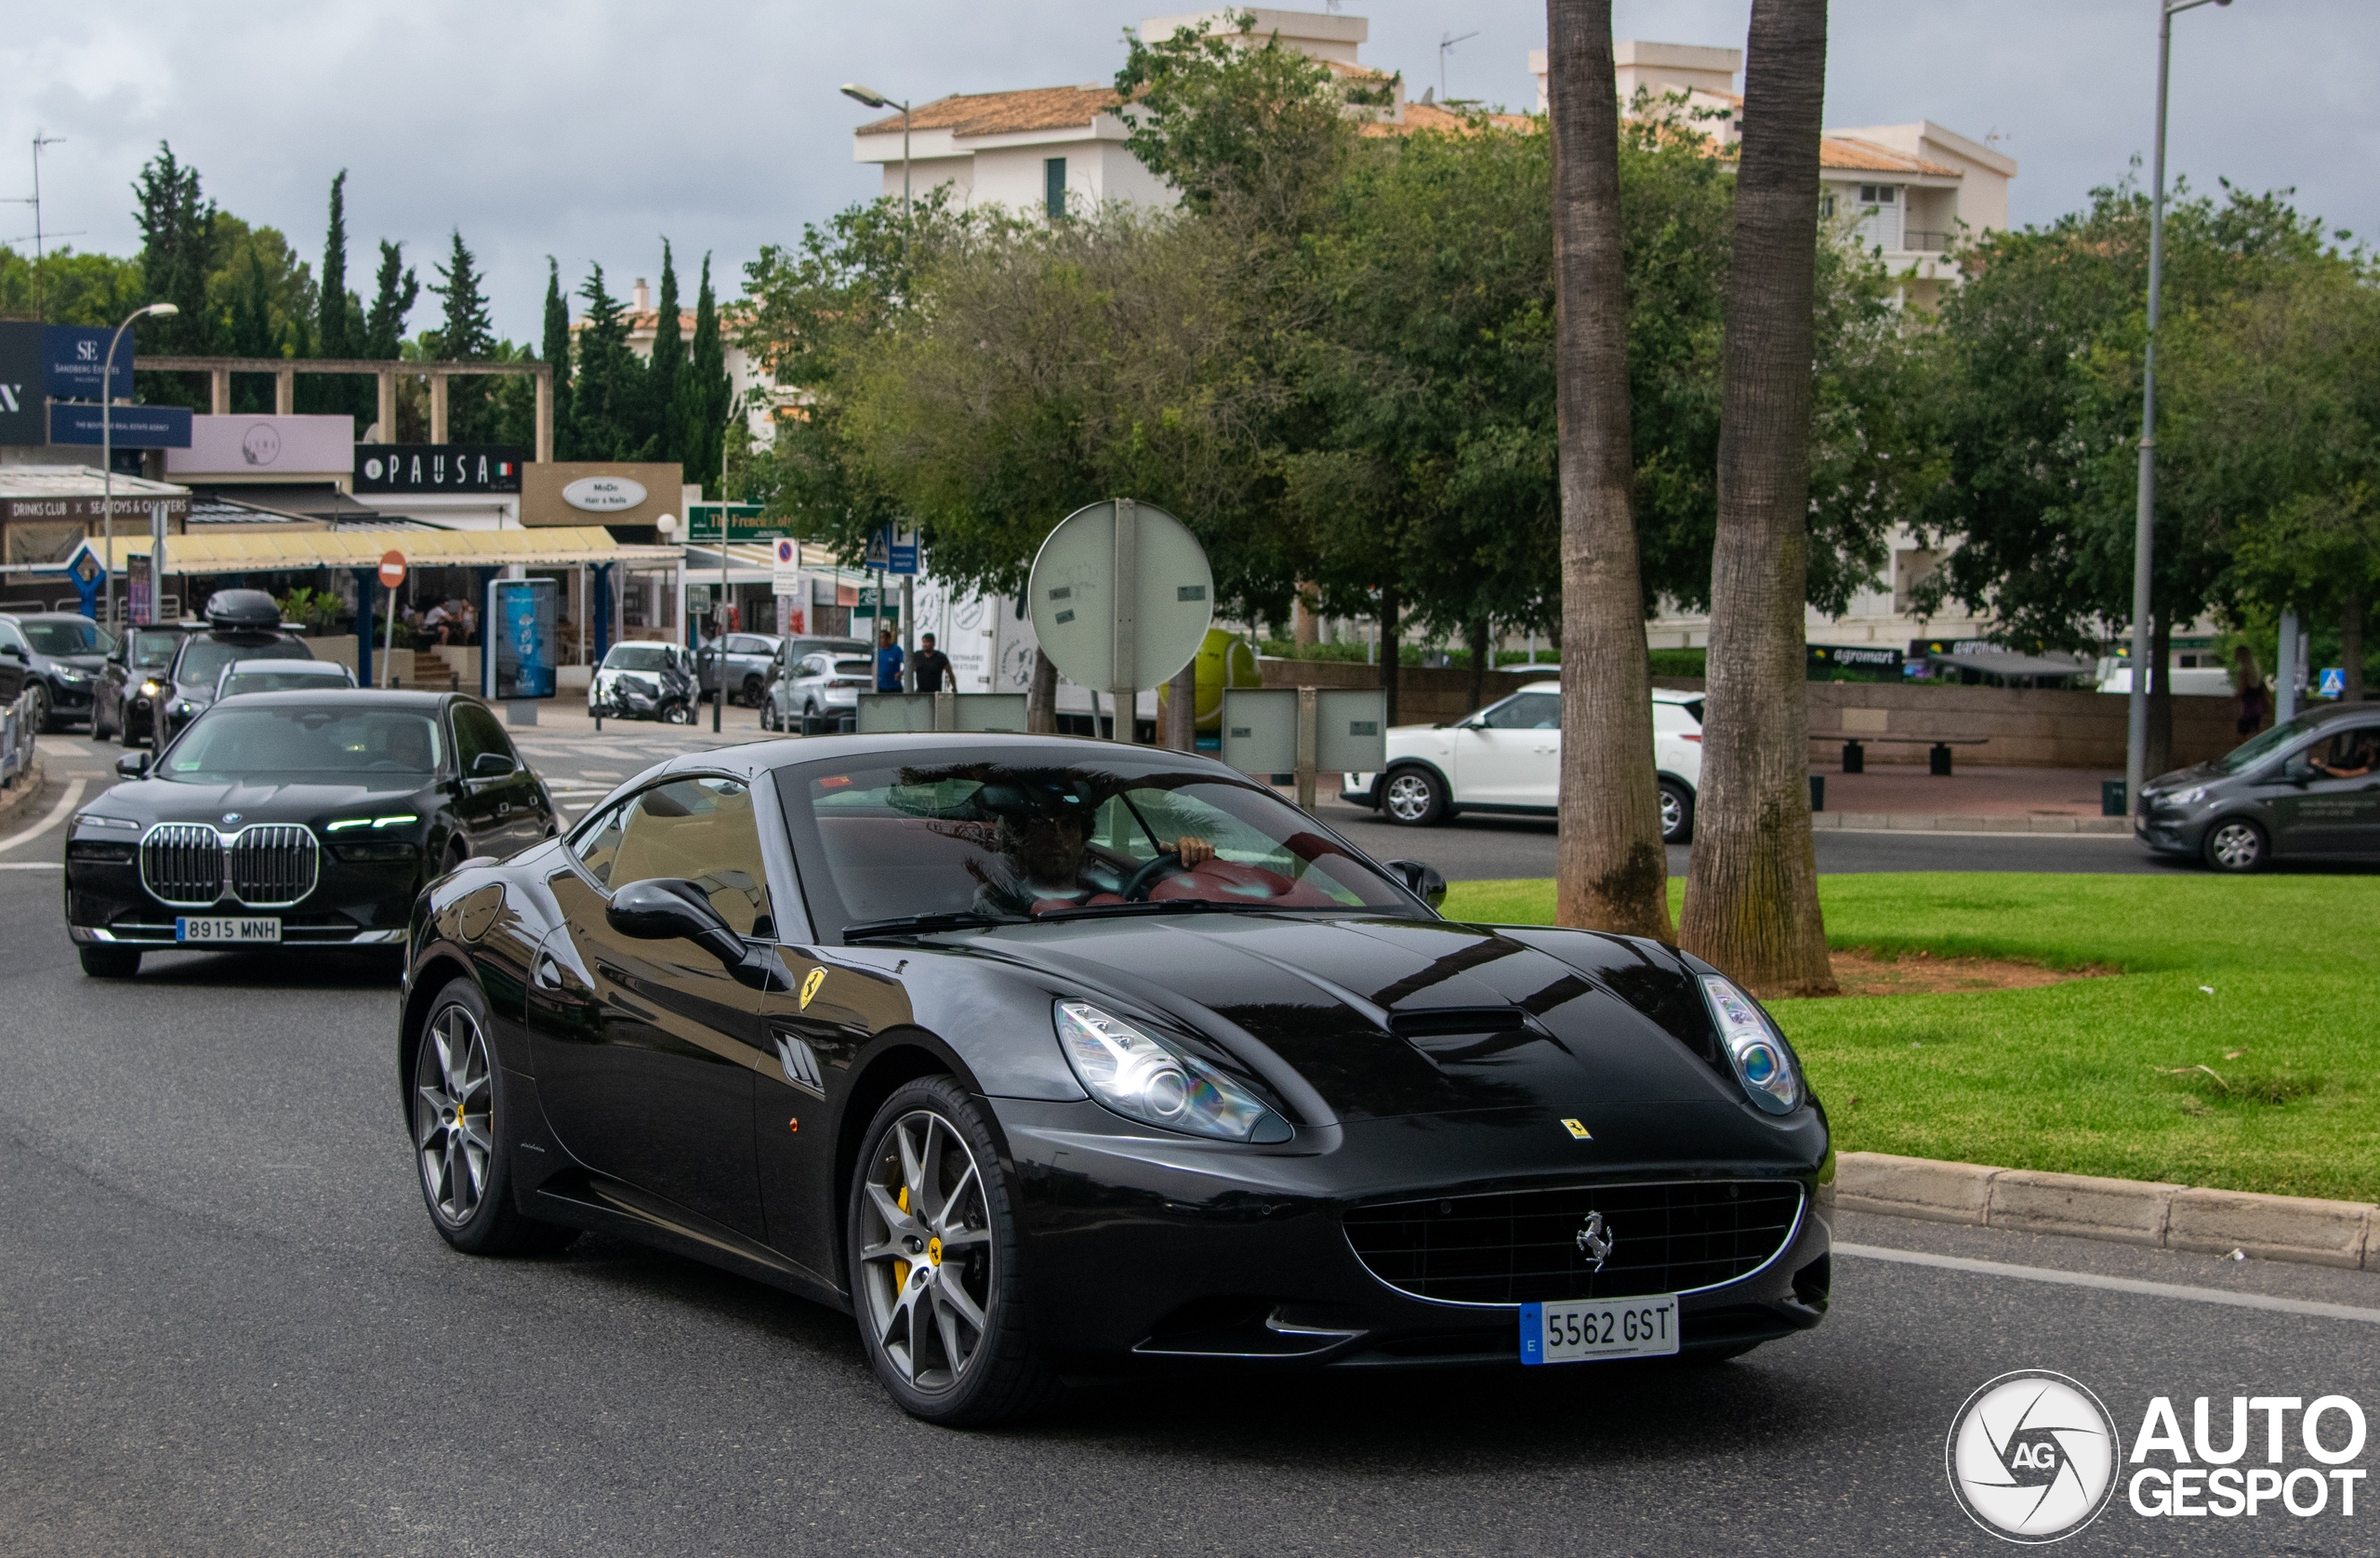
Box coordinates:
[1811,812,2130,835]
[1827,1151,2375,1271]
[0,752,48,831]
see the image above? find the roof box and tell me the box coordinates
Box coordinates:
[203,588,283,630]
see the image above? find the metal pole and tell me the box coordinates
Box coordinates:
[2275,606,2299,724]
[385,581,400,689]
[2125,6,2177,815]
[714,508,727,733]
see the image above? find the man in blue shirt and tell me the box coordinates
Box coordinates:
[875,627,905,692]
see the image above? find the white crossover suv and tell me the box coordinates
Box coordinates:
[1342,682,1707,842]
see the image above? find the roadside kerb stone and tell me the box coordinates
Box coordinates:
[0,752,48,830]
[1831,1150,2380,1271]
[1806,812,2127,835]
[2167,1187,2374,1271]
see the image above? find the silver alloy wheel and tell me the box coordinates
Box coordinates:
[1659,787,1684,839]
[1382,771,1437,824]
[414,1003,495,1227]
[857,1108,996,1392]
[2208,820,2262,871]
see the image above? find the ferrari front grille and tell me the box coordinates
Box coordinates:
[140,823,226,907]
[1343,1180,1805,1306]
[138,823,320,909]
[227,825,319,908]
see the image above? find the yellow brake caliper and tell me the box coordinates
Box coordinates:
[892,1185,911,1289]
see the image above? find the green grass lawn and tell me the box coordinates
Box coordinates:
[1441,875,2380,1203]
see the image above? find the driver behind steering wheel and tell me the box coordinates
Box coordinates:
[969,786,1212,918]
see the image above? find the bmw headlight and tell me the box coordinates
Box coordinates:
[1699,975,1803,1115]
[1054,1000,1293,1143]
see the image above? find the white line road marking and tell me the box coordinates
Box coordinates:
[1837,1243,2380,1325]
[0,778,87,853]
[0,861,62,869]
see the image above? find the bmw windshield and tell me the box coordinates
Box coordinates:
[160,706,443,783]
[778,755,1412,935]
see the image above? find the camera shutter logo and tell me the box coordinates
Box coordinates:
[1946,1370,2121,1543]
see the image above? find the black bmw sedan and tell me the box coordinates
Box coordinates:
[68,690,557,977]
[402,733,1831,1426]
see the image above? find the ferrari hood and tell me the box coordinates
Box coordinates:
[972,914,1737,1124]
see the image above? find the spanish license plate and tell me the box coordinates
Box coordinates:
[175,917,281,944]
[1520,1295,1679,1365]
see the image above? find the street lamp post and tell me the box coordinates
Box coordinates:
[838,83,908,236]
[101,302,179,633]
[2128,0,2232,814]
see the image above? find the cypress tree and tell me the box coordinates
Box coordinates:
[131,141,218,361]
[430,230,496,440]
[573,263,641,459]
[317,171,352,358]
[683,253,731,496]
[646,240,685,464]
[364,240,417,359]
[540,257,575,460]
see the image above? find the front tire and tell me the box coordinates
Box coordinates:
[2202,817,2267,874]
[848,1077,1055,1427]
[741,674,765,708]
[25,682,50,734]
[78,944,141,979]
[1659,779,1696,844]
[662,699,694,726]
[411,977,574,1256]
[1380,766,1448,826]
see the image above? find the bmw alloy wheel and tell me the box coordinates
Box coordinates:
[2205,818,2265,873]
[856,1107,996,1393]
[414,1002,494,1227]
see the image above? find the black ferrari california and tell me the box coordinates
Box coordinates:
[68,689,557,976]
[403,733,1831,1425]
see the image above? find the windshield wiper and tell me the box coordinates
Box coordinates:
[841,911,1022,941]
[1033,899,1278,922]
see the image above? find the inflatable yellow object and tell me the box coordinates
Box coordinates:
[1157,627,1263,732]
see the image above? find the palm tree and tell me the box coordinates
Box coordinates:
[1681,0,1839,996]
[1548,0,1672,939]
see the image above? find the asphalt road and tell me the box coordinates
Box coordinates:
[7,731,2374,1554]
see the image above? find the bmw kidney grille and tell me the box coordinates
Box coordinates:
[139,823,320,909]
[1342,1180,1805,1305]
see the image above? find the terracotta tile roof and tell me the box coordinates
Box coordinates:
[1818,136,1958,177]
[1366,100,1537,138]
[856,85,1123,139]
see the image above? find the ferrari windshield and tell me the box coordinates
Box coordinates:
[160,706,443,781]
[783,756,1411,932]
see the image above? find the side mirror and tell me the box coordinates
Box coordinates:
[470,751,517,779]
[116,751,152,779]
[0,643,24,660]
[606,876,770,974]
[1384,858,1448,910]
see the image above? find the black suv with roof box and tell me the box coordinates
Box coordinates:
[157,590,316,744]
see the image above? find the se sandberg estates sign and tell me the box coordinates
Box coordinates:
[355,445,525,495]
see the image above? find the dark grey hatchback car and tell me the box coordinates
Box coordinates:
[2138,702,2380,871]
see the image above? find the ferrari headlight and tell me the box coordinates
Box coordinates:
[1699,974,1803,1115]
[1054,1000,1292,1142]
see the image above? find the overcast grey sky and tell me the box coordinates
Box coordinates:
[4,1,2372,342]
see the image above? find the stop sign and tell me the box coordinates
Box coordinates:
[377,550,407,589]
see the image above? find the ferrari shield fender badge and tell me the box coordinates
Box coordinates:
[799,967,827,1010]
[1560,1117,1593,1140]
[1576,1211,1614,1271]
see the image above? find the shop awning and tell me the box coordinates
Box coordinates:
[62,526,685,575]
[1928,651,2093,679]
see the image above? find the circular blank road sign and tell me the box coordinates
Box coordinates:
[377,550,407,589]
[1026,499,1212,697]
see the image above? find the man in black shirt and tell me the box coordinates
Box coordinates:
[910,631,954,693]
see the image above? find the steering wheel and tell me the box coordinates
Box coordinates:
[1120,850,1186,902]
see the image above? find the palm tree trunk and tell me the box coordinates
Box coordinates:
[1166,661,1197,749]
[1679,0,1836,997]
[1548,0,1672,941]
[1467,617,1491,712]
[1379,586,1401,726]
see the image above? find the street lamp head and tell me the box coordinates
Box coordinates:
[656,513,678,538]
[142,302,179,318]
[840,83,893,110]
